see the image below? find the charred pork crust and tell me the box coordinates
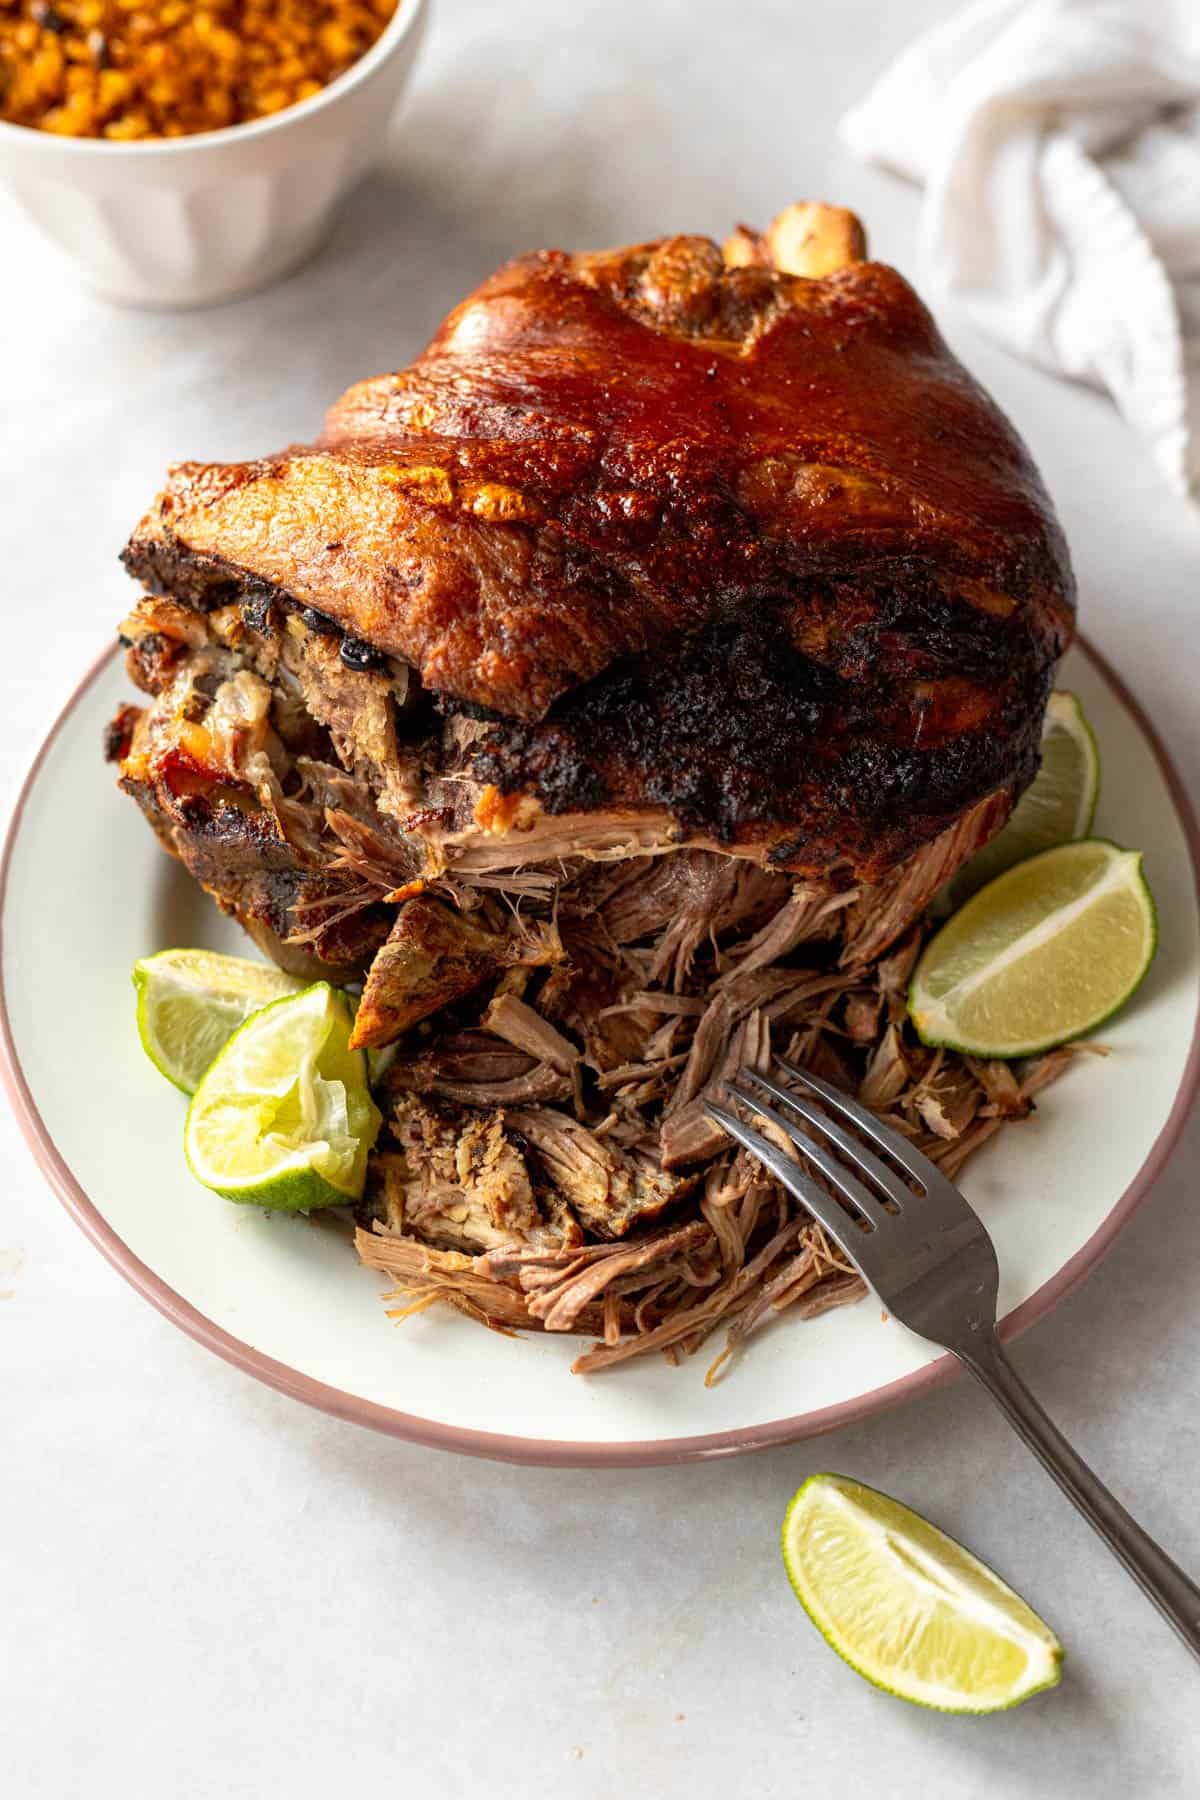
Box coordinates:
[113,566,1056,873]
[120,536,345,645]
[468,614,1050,875]
[103,702,141,764]
[120,535,280,617]
[115,561,1050,871]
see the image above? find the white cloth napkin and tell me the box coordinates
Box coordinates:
[840,0,1200,498]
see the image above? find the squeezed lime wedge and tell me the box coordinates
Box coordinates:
[184,983,381,1210]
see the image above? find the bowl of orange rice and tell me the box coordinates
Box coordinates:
[0,0,429,306]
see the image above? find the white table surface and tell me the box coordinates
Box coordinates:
[4,2,1200,1793]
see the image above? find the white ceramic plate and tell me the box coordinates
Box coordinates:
[3,641,1198,1465]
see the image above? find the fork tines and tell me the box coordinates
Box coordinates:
[742,1068,916,1214]
[703,1057,956,1279]
[701,1092,879,1277]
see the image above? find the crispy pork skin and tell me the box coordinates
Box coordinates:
[121,207,1073,879]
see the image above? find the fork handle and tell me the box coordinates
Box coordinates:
[958,1332,1200,1660]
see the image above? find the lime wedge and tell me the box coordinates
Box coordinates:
[782,1473,1063,1712]
[184,983,381,1210]
[910,839,1156,1058]
[942,692,1100,912]
[134,948,304,1094]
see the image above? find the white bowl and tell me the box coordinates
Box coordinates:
[0,0,429,308]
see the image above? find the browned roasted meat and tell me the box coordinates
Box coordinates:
[364,1097,582,1255]
[109,203,1081,1376]
[351,896,560,1049]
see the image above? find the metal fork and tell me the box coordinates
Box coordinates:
[706,1058,1200,1659]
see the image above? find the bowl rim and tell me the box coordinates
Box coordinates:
[0,0,426,159]
[3,633,1199,1466]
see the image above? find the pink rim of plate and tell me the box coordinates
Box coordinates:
[2,637,1198,1467]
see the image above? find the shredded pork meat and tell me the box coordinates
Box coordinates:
[356,846,1092,1380]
